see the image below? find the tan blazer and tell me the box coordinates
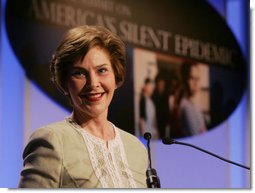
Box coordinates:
[18,120,148,188]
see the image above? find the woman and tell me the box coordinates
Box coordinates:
[169,62,207,137]
[18,25,148,188]
[139,78,158,139]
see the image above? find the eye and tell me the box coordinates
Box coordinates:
[98,68,107,74]
[70,69,86,78]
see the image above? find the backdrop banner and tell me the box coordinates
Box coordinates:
[5,0,246,138]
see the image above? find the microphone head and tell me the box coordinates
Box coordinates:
[162,137,175,145]
[144,132,152,140]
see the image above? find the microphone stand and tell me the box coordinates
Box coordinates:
[144,132,161,188]
[162,138,250,170]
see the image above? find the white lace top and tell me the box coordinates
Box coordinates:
[66,118,137,188]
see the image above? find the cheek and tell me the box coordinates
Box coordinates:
[188,80,193,88]
[67,78,85,93]
[106,81,117,93]
[104,74,117,90]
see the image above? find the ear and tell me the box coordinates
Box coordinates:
[115,81,123,89]
[115,82,118,89]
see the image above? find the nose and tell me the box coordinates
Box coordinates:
[86,72,99,89]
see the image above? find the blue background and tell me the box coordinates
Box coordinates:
[0,0,250,188]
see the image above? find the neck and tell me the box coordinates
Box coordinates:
[71,110,114,141]
[187,93,198,104]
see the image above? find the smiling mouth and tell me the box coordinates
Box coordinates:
[81,92,105,102]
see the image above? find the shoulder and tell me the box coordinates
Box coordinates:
[180,98,193,111]
[29,120,78,140]
[24,120,81,157]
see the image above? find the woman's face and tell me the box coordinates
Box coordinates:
[67,46,116,118]
[144,82,153,97]
[188,65,200,95]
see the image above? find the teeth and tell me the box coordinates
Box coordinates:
[86,93,102,98]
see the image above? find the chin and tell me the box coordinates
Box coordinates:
[84,106,108,117]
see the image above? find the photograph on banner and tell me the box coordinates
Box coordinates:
[133,48,210,139]
[132,48,245,140]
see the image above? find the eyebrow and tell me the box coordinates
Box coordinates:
[94,63,110,69]
[72,63,110,67]
[70,63,110,71]
[70,66,85,71]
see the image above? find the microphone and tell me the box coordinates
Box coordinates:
[162,137,250,170]
[144,132,161,188]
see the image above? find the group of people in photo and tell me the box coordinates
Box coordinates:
[139,61,207,139]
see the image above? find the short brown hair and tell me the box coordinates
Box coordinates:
[50,25,126,94]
